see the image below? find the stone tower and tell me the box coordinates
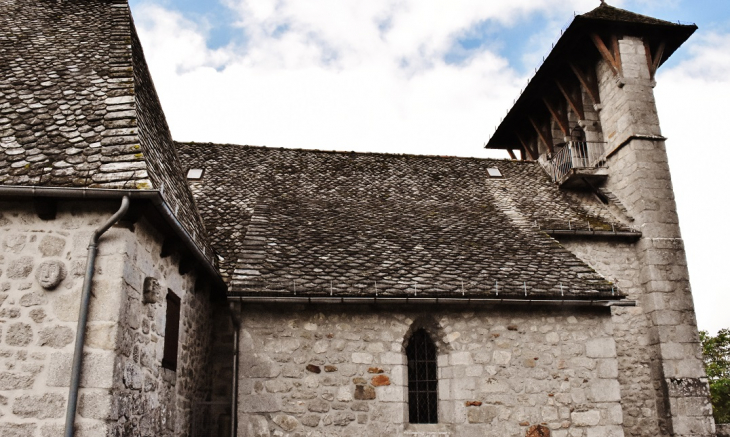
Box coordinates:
[487,4,714,436]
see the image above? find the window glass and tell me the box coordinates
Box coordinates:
[406,329,438,423]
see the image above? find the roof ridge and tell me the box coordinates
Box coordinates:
[580,2,682,27]
[175,142,519,163]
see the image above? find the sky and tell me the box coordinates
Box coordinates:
[127,0,730,335]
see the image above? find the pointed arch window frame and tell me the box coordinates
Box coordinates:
[406,329,439,424]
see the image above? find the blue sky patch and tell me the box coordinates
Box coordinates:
[129,0,246,50]
[444,13,552,73]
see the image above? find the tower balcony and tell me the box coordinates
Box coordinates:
[540,141,608,188]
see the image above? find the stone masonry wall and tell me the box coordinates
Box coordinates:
[236,304,623,437]
[0,199,224,437]
[0,199,129,436]
[110,216,218,437]
[584,35,714,436]
[208,309,236,436]
[560,239,662,437]
[716,424,730,437]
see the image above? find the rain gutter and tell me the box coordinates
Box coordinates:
[228,296,635,307]
[543,229,641,239]
[0,186,226,292]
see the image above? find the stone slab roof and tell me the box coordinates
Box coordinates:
[178,143,629,300]
[0,0,215,265]
[581,3,681,27]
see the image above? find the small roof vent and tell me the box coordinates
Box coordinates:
[487,167,503,178]
[187,168,204,180]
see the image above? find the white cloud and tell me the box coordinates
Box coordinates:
[655,31,730,334]
[131,0,599,157]
[132,5,232,72]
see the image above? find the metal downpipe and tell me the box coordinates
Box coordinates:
[229,303,241,437]
[64,196,130,437]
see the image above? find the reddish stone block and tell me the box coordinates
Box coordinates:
[371,375,390,386]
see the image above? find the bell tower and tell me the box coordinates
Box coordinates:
[486,4,715,436]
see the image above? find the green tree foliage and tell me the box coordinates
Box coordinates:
[700,329,730,423]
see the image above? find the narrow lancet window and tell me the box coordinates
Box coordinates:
[406,329,438,423]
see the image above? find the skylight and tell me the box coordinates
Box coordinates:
[487,167,503,178]
[187,168,204,180]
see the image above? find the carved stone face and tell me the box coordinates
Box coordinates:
[36,260,66,290]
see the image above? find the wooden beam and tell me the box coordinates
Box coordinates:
[556,79,585,120]
[515,132,538,161]
[591,33,621,76]
[652,41,666,74]
[33,198,57,221]
[178,256,195,275]
[611,34,623,75]
[506,149,517,160]
[528,117,553,154]
[569,62,601,106]
[543,97,570,137]
[160,238,182,258]
[644,40,666,79]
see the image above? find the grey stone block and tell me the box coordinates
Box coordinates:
[7,256,33,279]
[6,322,33,346]
[586,338,616,358]
[240,414,270,437]
[12,393,65,419]
[272,413,299,432]
[39,235,66,257]
[240,394,280,413]
[467,405,498,424]
[589,380,621,402]
[0,372,35,390]
[0,423,37,437]
[79,391,112,419]
[47,351,115,388]
[37,326,74,348]
[571,410,600,426]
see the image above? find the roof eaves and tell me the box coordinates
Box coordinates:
[485,5,696,151]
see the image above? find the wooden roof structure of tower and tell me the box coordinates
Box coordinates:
[485,2,697,156]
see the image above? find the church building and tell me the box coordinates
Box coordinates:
[0,1,716,436]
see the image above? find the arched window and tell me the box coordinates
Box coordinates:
[406,329,438,423]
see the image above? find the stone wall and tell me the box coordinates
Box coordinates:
[236,304,623,437]
[0,199,226,436]
[716,424,730,437]
[561,239,662,437]
[208,310,236,436]
[554,34,714,437]
[0,199,129,436]
[110,216,221,437]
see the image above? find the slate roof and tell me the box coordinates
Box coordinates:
[178,143,629,300]
[0,0,215,265]
[582,3,681,26]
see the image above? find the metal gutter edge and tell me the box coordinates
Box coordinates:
[544,229,642,239]
[0,186,226,293]
[228,296,635,307]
